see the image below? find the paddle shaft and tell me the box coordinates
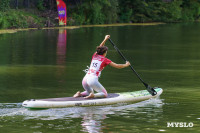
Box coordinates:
[108,38,149,88]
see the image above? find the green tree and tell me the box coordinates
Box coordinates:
[181,0,200,21]
[103,0,118,24]
[37,0,46,11]
[0,0,10,12]
[70,0,118,25]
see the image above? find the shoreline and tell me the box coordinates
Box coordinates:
[0,22,165,34]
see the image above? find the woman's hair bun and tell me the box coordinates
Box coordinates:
[96,46,108,55]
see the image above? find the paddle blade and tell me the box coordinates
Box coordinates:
[147,85,157,96]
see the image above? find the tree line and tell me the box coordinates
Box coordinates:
[0,0,200,29]
[67,0,200,25]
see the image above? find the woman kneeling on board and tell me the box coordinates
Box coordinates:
[73,35,130,99]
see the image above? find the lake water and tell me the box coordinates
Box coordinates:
[0,23,200,133]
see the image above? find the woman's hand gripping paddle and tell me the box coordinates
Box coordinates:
[108,38,157,96]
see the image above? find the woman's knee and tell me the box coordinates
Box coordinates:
[103,89,108,97]
[82,77,88,87]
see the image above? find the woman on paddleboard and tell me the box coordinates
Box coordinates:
[74,35,130,99]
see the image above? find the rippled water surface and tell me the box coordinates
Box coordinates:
[0,23,200,132]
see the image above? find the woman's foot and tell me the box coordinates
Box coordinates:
[84,93,95,99]
[73,91,81,97]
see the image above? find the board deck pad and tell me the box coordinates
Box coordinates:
[39,93,119,101]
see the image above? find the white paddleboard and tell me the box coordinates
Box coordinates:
[22,88,163,109]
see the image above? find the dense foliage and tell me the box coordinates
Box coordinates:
[68,0,200,25]
[0,0,200,29]
[0,10,45,29]
[0,0,10,12]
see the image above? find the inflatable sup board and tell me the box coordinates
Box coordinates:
[22,87,163,109]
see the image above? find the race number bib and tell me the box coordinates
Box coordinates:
[88,60,102,75]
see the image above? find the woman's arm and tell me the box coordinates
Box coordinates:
[109,61,130,69]
[99,35,110,47]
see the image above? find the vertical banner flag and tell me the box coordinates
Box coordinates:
[56,0,67,26]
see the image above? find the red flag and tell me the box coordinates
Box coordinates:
[56,0,67,26]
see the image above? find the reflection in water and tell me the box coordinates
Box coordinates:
[56,29,67,88]
[0,98,163,133]
[56,29,67,65]
[81,112,107,133]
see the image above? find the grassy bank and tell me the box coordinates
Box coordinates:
[0,9,47,29]
[0,22,165,34]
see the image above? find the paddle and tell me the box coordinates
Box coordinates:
[108,38,157,96]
